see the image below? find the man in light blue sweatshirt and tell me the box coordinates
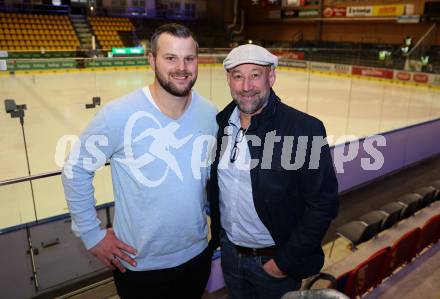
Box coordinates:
[62,24,218,299]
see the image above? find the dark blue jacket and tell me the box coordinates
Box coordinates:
[208,89,339,280]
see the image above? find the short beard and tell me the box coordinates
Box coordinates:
[155,69,196,97]
[233,92,269,115]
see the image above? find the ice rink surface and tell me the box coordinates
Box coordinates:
[0,65,439,229]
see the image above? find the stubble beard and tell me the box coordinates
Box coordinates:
[232,90,270,115]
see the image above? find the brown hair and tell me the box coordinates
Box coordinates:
[150,23,198,56]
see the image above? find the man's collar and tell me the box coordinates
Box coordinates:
[227,107,241,128]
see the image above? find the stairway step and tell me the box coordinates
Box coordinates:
[76,28,91,33]
[70,18,86,22]
[70,14,86,19]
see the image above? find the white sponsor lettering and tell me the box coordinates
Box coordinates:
[361,135,386,170]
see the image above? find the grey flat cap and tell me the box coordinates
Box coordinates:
[223,44,278,70]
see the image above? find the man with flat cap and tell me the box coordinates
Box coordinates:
[208,44,339,298]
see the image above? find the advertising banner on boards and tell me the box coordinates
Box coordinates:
[352,66,394,79]
[372,4,405,17]
[347,6,373,17]
[323,7,347,17]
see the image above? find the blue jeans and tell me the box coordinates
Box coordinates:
[220,232,301,299]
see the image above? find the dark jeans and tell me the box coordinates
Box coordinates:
[220,232,301,299]
[113,247,212,299]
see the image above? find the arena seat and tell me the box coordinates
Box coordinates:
[333,219,380,251]
[397,193,423,219]
[378,201,404,230]
[388,228,421,275]
[359,210,387,233]
[0,12,79,51]
[88,16,135,50]
[342,247,390,298]
[417,214,440,254]
[414,186,437,208]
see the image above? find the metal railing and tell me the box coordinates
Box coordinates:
[405,23,437,72]
[0,161,111,187]
[0,170,61,187]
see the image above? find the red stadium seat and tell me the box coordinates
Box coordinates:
[417,214,440,254]
[388,228,421,275]
[342,247,390,298]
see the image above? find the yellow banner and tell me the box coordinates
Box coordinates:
[372,4,405,17]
